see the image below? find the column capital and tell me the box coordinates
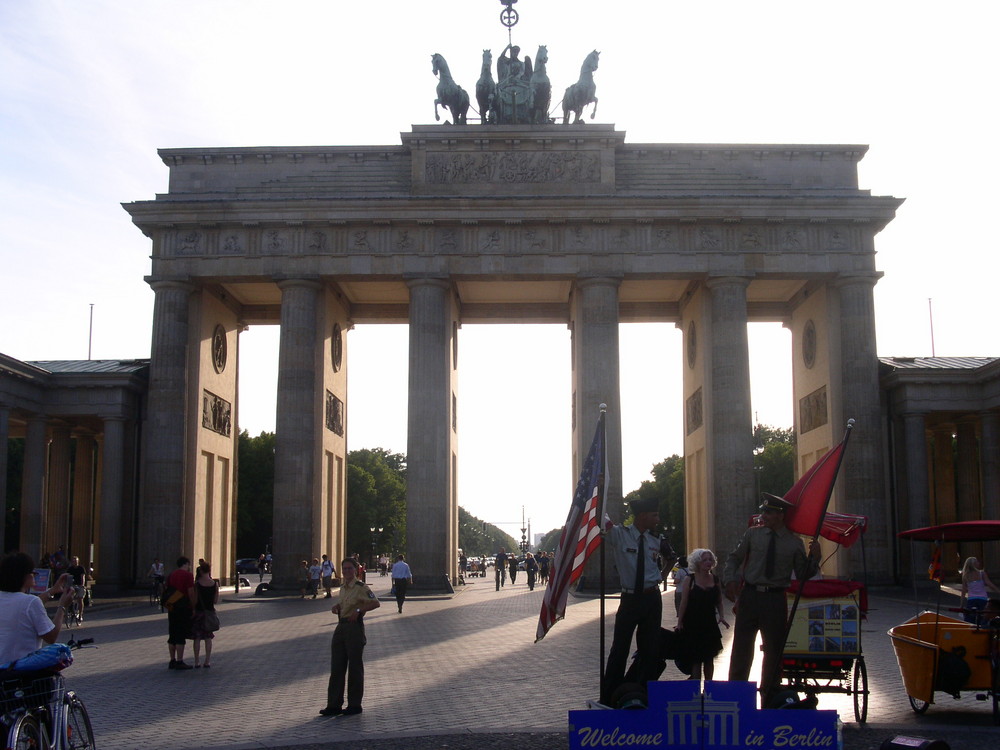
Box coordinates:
[831,272,883,289]
[147,278,194,294]
[275,277,323,291]
[574,275,622,291]
[405,276,452,291]
[705,275,752,290]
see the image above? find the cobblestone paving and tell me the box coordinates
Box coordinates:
[61,579,998,749]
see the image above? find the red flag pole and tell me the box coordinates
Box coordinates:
[766,418,855,705]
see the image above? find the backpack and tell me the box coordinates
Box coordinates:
[160,586,185,612]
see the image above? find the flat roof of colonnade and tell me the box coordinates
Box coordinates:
[123,124,903,326]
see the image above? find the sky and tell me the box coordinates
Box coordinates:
[2,1,998,538]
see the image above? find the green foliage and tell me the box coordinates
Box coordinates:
[236,430,275,557]
[624,454,686,552]
[345,447,407,558]
[458,507,518,556]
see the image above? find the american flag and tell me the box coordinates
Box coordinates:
[535,411,606,642]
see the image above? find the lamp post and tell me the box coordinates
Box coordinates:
[369,526,383,571]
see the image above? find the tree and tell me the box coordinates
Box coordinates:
[753,424,796,498]
[345,448,406,560]
[624,454,686,553]
[236,430,275,557]
[458,507,518,556]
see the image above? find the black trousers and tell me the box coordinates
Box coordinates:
[729,587,787,703]
[327,620,366,709]
[602,590,662,704]
[393,578,409,609]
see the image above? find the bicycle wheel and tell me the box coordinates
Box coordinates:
[9,712,47,750]
[64,693,95,750]
[149,585,157,608]
[851,656,868,723]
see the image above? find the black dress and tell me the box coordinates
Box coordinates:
[681,577,723,661]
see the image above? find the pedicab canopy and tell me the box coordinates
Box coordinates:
[897,520,1000,542]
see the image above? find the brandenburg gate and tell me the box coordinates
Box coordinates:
[124,124,901,589]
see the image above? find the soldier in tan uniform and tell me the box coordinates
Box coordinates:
[320,558,380,716]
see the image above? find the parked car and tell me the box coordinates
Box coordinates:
[235,558,259,573]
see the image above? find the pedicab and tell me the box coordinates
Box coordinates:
[764,509,872,722]
[888,520,1000,724]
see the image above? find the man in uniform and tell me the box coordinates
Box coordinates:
[723,493,821,706]
[602,496,673,705]
[320,558,380,716]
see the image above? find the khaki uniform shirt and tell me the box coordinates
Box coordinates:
[723,525,817,589]
[336,578,377,618]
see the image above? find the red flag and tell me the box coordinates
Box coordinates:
[782,439,847,538]
[536,412,606,642]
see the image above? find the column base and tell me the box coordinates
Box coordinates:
[410,574,456,595]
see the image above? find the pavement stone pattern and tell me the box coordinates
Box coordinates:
[58,576,998,749]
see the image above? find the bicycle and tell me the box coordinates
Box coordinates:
[150,576,165,611]
[1,636,95,750]
[64,595,84,629]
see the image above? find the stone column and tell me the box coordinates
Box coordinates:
[45,425,72,556]
[572,277,623,512]
[900,412,930,577]
[834,275,889,581]
[406,278,456,593]
[705,276,754,554]
[955,419,983,561]
[272,279,322,589]
[21,415,48,562]
[140,281,192,576]
[70,434,96,563]
[0,406,8,548]
[98,418,125,589]
[979,412,1000,570]
[931,425,958,573]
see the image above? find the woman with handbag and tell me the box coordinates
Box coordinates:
[191,562,220,668]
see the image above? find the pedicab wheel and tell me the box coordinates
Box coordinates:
[852,656,868,723]
[908,695,930,714]
[992,666,999,725]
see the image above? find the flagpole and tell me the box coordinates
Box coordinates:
[598,403,608,702]
[768,418,855,704]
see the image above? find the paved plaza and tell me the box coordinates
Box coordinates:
[60,576,999,749]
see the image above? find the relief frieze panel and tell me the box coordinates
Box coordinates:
[425,150,600,184]
[202,389,232,437]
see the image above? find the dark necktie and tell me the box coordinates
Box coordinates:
[635,534,645,592]
[765,529,776,579]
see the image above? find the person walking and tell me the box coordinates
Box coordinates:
[321,555,337,599]
[524,552,538,590]
[508,553,519,585]
[298,560,310,598]
[602,497,668,705]
[538,551,550,586]
[308,558,323,599]
[320,558,380,717]
[495,548,507,590]
[256,554,266,582]
[676,548,729,680]
[191,562,220,668]
[391,554,413,613]
[723,494,820,706]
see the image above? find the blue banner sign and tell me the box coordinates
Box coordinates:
[569,681,840,750]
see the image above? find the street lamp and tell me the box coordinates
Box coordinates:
[369,526,383,571]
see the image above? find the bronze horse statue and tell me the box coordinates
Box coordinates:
[563,49,599,124]
[529,45,551,125]
[476,49,496,125]
[432,53,469,126]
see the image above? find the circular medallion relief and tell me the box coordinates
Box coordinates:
[211,325,227,373]
[331,323,343,372]
[802,319,817,370]
[687,321,697,369]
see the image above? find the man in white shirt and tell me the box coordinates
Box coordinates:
[390,554,413,613]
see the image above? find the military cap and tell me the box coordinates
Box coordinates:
[759,493,794,513]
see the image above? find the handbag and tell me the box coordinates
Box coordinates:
[202,610,221,632]
[161,586,185,612]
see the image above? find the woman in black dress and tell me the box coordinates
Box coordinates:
[676,548,729,680]
[192,562,220,668]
